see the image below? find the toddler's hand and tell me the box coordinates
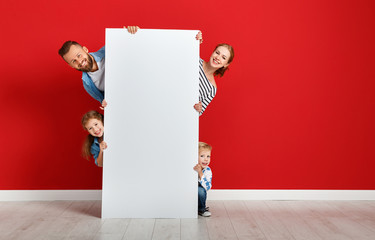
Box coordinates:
[193,164,202,172]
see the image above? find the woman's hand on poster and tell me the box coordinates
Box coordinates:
[196,31,203,44]
[193,101,202,113]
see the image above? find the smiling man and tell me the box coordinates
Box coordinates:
[58,26,139,108]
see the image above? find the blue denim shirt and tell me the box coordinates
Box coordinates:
[91,137,100,166]
[81,46,105,103]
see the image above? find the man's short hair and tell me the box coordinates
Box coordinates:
[58,41,81,58]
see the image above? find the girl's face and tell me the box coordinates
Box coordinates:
[85,118,104,137]
[209,46,231,69]
[198,150,211,169]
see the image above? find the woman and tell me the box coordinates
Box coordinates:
[194,33,235,115]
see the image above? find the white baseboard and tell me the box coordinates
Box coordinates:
[0,190,102,201]
[0,190,374,201]
[207,190,375,200]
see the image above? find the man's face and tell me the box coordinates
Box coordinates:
[63,44,94,72]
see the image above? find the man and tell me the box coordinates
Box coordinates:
[58,26,139,108]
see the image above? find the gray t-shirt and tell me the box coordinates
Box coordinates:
[88,58,105,91]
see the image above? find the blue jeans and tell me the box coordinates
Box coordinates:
[198,184,207,213]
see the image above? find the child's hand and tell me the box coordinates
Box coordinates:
[195,31,203,44]
[100,141,107,151]
[100,99,108,110]
[193,164,202,172]
[193,102,202,113]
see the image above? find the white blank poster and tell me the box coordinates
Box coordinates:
[102,29,199,218]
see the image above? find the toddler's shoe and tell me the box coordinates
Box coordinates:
[198,211,211,217]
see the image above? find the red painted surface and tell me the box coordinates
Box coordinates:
[1,0,375,189]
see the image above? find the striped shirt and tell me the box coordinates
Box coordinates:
[199,59,217,115]
[199,167,212,191]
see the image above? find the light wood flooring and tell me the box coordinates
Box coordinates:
[0,200,374,240]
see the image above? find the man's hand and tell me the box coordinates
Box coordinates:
[100,99,107,110]
[125,26,140,34]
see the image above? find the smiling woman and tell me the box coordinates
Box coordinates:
[194,42,235,115]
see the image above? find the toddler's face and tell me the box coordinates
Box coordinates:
[198,150,211,169]
[85,118,104,137]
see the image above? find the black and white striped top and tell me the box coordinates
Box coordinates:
[199,59,217,115]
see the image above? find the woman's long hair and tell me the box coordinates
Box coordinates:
[81,110,104,160]
[213,43,235,77]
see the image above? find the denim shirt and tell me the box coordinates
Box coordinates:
[81,46,105,103]
[90,137,100,166]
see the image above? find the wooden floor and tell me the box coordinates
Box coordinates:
[0,200,374,240]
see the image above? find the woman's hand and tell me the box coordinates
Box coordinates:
[125,26,140,34]
[193,101,203,113]
[195,31,203,44]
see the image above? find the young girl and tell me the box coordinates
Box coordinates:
[81,110,107,167]
[194,33,235,115]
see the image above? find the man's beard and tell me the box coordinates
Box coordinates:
[79,53,94,72]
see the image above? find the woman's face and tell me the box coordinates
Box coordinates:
[209,46,231,69]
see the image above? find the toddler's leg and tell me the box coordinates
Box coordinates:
[198,185,207,213]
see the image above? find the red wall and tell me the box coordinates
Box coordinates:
[1,0,375,190]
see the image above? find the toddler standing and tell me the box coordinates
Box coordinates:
[193,142,213,217]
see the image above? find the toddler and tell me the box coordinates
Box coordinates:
[193,142,213,217]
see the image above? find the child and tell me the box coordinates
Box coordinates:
[81,110,107,167]
[193,142,213,217]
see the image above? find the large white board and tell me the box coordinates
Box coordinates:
[102,29,199,218]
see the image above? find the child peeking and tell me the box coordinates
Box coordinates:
[81,110,107,167]
[193,142,213,217]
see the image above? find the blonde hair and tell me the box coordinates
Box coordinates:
[199,142,212,152]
